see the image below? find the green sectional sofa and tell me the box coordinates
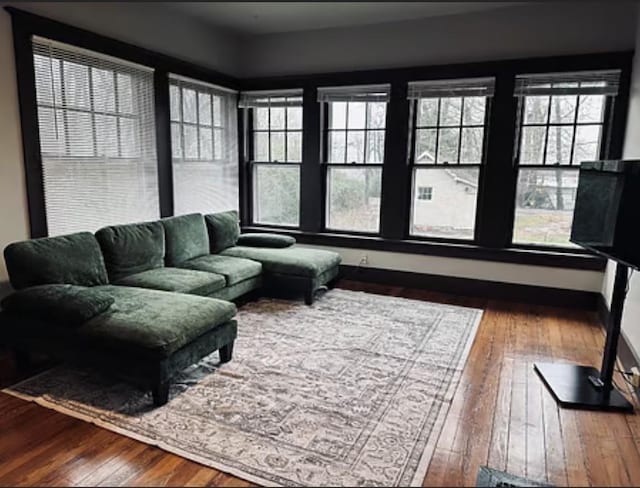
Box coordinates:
[0,211,341,406]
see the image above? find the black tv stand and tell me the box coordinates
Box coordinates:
[534,261,634,412]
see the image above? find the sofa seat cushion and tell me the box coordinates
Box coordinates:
[237,233,295,248]
[114,267,226,296]
[162,213,209,266]
[180,255,262,286]
[95,220,165,282]
[79,285,236,359]
[4,232,108,290]
[1,284,114,327]
[220,246,341,278]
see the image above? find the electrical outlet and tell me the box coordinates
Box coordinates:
[359,254,369,267]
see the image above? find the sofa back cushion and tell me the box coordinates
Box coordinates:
[95,221,165,282]
[162,213,209,266]
[3,232,109,290]
[205,211,240,253]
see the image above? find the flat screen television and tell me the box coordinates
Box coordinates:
[571,160,640,270]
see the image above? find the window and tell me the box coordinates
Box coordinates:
[32,36,159,236]
[417,186,433,200]
[512,70,620,247]
[319,84,390,233]
[170,75,238,215]
[407,78,494,240]
[240,90,302,227]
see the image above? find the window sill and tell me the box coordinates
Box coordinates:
[241,226,606,271]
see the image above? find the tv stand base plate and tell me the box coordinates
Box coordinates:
[534,362,633,412]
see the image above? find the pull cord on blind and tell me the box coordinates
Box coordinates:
[169,73,239,215]
[32,35,160,236]
[238,89,303,108]
[514,69,621,97]
[317,84,391,103]
[407,77,496,99]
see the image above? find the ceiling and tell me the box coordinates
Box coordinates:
[165,2,522,36]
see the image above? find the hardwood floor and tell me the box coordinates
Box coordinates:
[1,280,639,486]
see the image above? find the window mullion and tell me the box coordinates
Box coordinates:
[434,98,441,164]
[87,67,98,157]
[344,102,349,164]
[569,94,580,165]
[363,102,369,164]
[457,97,464,164]
[379,81,410,239]
[541,95,552,165]
[475,73,519,248]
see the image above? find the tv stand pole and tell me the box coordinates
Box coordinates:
[534,261,634,412]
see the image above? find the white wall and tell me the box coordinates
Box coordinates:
[240,2,637,77]
[602,4,640,363]
[0,6,29,298]
[6,2,243,76]
[300,244,604,292]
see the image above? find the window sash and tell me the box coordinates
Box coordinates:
[252,162,301,227]
[410,97,489,166]
[32,35,159,236]
[514,92,608,167]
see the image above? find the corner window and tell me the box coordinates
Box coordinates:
[407,78,494,240]
[512,70,620,247]
[32,36,159,235]
[240,90,303,227]
[319,85,390,233]
[169,75,239,215]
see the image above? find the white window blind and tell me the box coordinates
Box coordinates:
[514,70,621,96]
[407,77,496,99]
[169,74,239,215]
[32,36,159,236]
[317,84,391,103]
[239,89,303,108]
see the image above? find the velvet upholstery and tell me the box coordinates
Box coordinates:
[1,284,114,326]
[205,211,240,253]
[95,221,165,282]
[162,213,209,266]
[221,246,342,278]
[79,285,236,359]
[0,311,237,390]
[180,254,262,286]
[209,276,262,301]
[115,267,226,296]
[4,232,108,290]
[237,233,296,248]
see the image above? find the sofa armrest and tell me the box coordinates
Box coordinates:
[1,284,114,326]
[236,233,296,248]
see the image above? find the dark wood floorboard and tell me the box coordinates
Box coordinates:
[0,280,638,487]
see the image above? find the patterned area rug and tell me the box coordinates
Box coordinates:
[4,289,483,487]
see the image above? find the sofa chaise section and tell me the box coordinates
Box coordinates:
[221,245,341,305]
[1,232,237,406]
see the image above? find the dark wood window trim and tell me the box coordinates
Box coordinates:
[241,93,304,229]
[241,225,606,271]
[8,7,630,273]
[241,51,632,270]
[7,6,239,237]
